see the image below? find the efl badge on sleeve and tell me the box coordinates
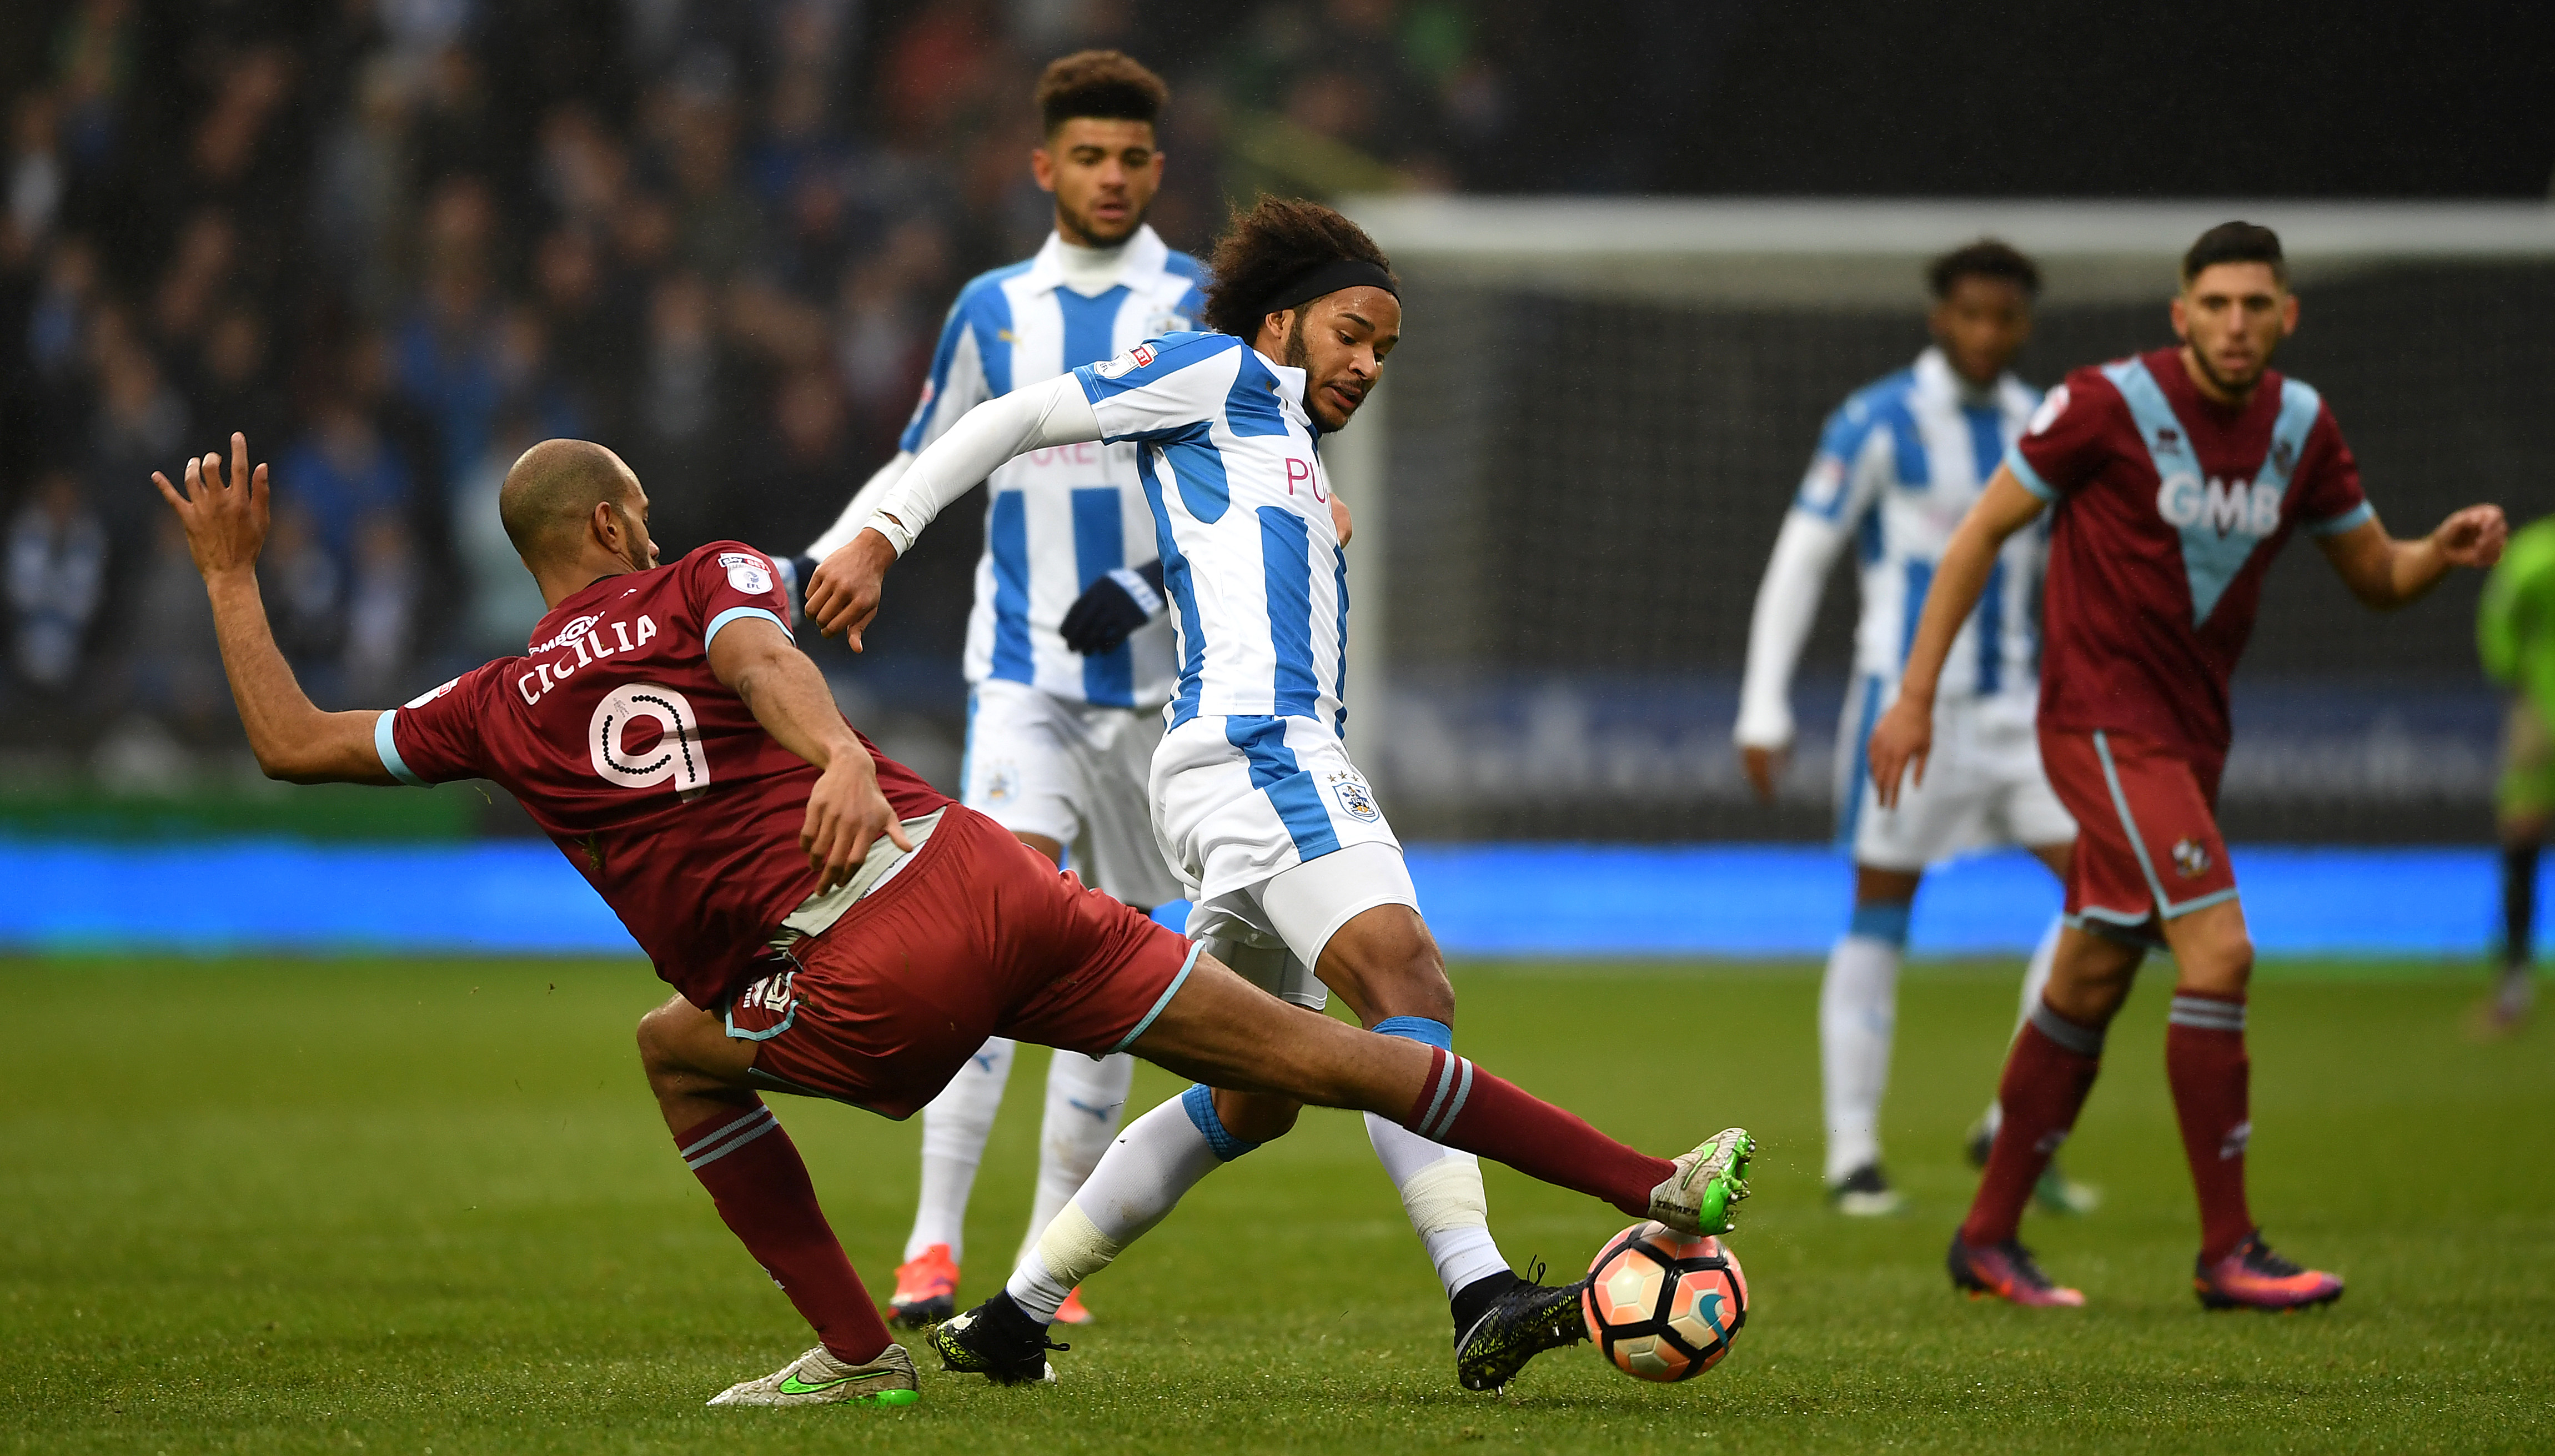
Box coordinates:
[1092,342,1157,379]
[719,552,776,596]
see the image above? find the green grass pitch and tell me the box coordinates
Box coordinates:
[5,956,2549,1454]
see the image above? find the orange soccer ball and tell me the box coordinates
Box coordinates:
[1580,1221,1749,1382]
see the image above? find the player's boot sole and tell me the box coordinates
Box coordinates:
[1454,1276,1591,1393]
[888,1296,955,1330]
[2195,1284,2345,1312]
[1648,1128,1755,1236]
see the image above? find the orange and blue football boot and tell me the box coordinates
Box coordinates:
[2194,1233,2343,1311]
[1947,1233,2085,1307]
[889,1243,960,1329]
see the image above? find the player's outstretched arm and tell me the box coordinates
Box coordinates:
[152,433,395,786]
[1866,467,2047,808]
[706,615,913,891]
[804,374,1104,646]
[2316,505,2507,610]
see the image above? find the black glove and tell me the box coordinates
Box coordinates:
[1060,559,1167,655]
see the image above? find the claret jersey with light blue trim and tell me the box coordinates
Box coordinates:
[1791,347,2046,703]
[901,225,1206,709]
[1070,332,1348,732]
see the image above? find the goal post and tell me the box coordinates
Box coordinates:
[1329,198,2555,842]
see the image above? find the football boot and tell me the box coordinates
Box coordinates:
[931,1294,1066,1385]
[1052,1286,1095,1326]
[889,1243,959,1329]
[1453,1266,1589,1393]
[1829,1163,1906,1217]
[1648,1127,1755,1236]
[1946,1233,2085,1307]
[705,1341,920,1408]
[2194,1233,2343,1311]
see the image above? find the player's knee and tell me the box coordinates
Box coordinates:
[1214,1089,1301,1143]
[1327,910,1453,1022]
[2047,929,2142,1023]
[634,998,705,1082]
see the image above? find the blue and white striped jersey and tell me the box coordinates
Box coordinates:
[903,225,1206,709]
[1793,348,2046,703]
[1069,333,1348,732]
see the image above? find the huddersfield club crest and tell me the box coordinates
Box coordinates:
[1328,770,1381,823]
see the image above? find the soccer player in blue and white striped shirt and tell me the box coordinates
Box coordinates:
[807,197,1713,1394]
[1735,241,2089,1218]
[797,51,1204,1331]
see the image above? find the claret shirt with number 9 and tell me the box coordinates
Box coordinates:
[2007,347,2372,780]
[375,542,950,1008]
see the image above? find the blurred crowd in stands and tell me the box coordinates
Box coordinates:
[0,0,1529,760]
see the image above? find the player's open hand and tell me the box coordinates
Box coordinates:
[1865,693,1932,811]
[151,431,269,581]
[805,530,898,650]
[2432,504,2507,569]
[1740,744,1788,804]
[801,746,915,894]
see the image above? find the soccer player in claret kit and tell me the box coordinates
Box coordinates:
[1868,223,2507,1309]
[154,431,1754,1405]
[787,49,1204,1333]
[804,197,1678,1392]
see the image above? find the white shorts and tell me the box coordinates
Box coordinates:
[962,678,1182,907]
[1832,678,2076,872]
[1152,714,1412,1010]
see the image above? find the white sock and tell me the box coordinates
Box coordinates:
[1365,1114,1511,1297]
[1821,932,1901,1184]
[1980,913,2066,1141]
[1013,1050,1137,1272]
[903,1036,1016,1263]
[1006,1088,1232,1324]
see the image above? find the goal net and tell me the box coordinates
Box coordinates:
[1328,199,2555,843]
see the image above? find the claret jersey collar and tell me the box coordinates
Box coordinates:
[1025,223,1171,299]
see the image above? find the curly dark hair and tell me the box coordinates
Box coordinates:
[1202,195,1397,338]
[1927,238,2041,300]
[1035,50,1168,134]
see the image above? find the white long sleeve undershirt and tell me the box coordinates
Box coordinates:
[1734,509,1852,749]
[859,374,1104,556]
[804,451,915,560]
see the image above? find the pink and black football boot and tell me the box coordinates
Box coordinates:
[888,1243,960,1329]
[2194,1233,2343,1311]
[1947,1233,2086,1307]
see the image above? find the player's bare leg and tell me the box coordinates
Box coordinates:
[1963,841,2100,1215]
[634,997,920,1405]
[940,952,1752,1385]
